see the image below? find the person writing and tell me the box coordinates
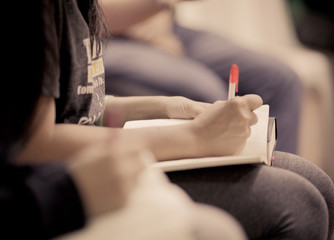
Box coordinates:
[2,0,333,239]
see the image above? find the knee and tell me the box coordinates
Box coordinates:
[274,151,334,239]
[284,181,328,239]
[277,63,303,98]
[261,168,328,239]
[265,59,303,99]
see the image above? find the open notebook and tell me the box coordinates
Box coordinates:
[124,105,277,172]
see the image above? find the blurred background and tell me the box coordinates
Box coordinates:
[175,0,334,180]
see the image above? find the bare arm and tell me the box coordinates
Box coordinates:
[17,96,200,163]
[103,95,210,126]
[100,0,170,32]
[17,95,262,164]
[17,97,112,164]
[99,0,201,32]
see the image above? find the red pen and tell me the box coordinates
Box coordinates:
[228,64,239,100]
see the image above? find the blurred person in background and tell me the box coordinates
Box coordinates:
[103,0,303,154]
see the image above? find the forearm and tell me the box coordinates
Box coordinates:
[103,95,210,127]
[104,96,172,126]
[53,123,200,162]
[100,0,167,32]
[17,95,203,163]
[120,123,199,161]
[100,0,186,33]
[20,121,199,163]
[18,124,113,163]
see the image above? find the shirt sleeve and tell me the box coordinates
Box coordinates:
[0,163,85,239]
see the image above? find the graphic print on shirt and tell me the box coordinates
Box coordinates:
[77,38,105,125]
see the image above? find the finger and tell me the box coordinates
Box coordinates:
[241,94,263,111]
[249,111,258,126]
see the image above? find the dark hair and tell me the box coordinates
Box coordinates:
[78,0,107,56]
[0,1,45,162]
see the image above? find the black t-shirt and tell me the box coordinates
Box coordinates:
[0,0,106,238]
[43,0,105,125]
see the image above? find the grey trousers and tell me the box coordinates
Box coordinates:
[167,151,334,240]
[103,25,303,154]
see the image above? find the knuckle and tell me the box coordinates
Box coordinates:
[231,97,245,105]
[213,100,225,106]
[229,98,247,111]
[236,113,252,127]
[242,114,252,124]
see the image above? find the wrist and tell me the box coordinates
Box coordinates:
[186,120,208,157]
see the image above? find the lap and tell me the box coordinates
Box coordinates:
[273,151,334,240]
[167,151,332,239]
[175,24,302,99]
[103,38,227,102]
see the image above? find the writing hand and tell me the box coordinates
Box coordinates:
[189,94,263,157]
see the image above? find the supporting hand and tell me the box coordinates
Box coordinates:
[164,96,212,119]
